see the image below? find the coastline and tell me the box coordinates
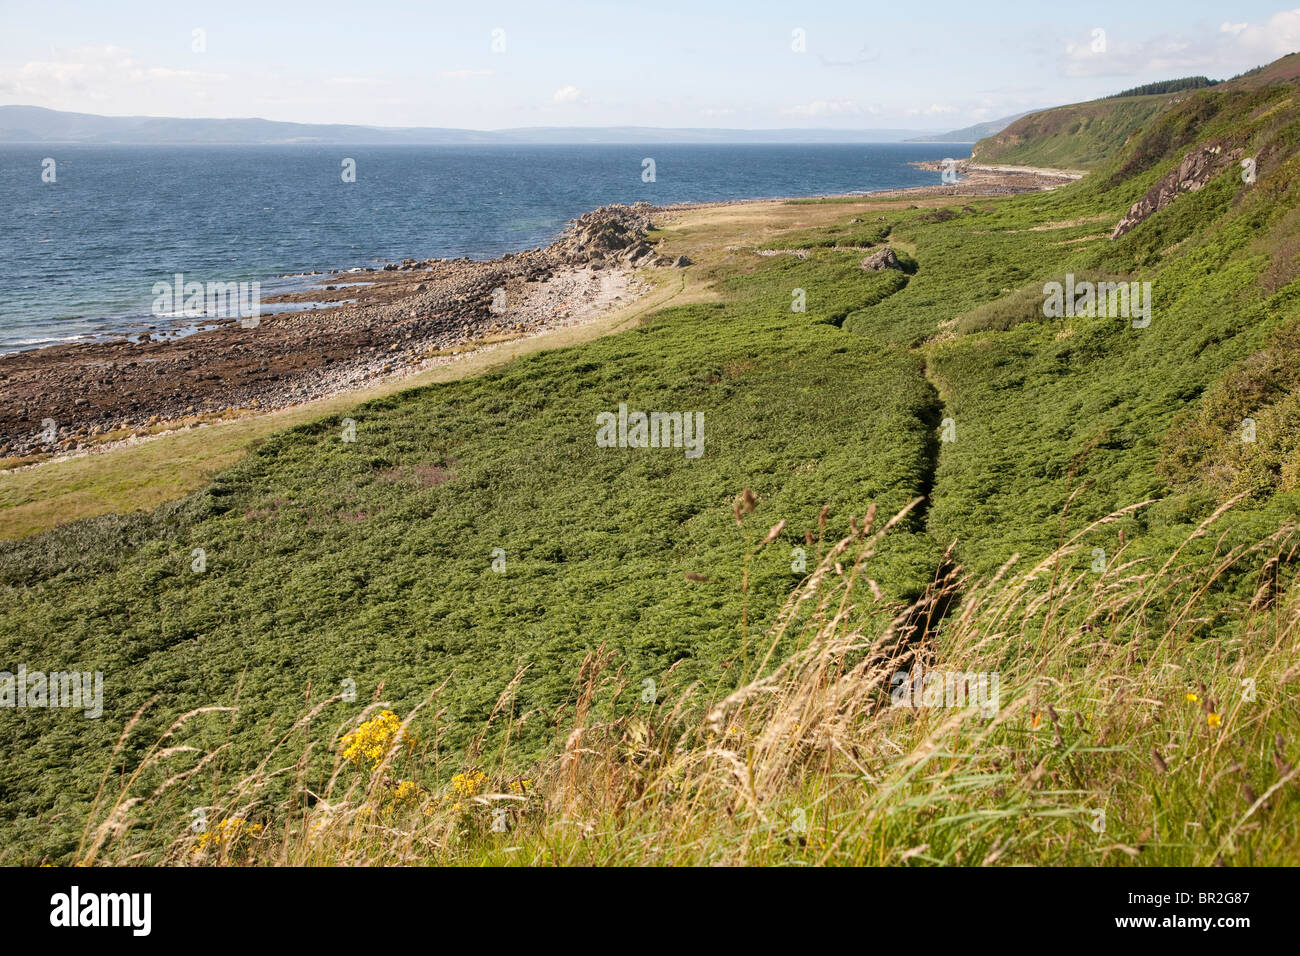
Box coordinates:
[0,205,660,463]
[0,162,1079,470]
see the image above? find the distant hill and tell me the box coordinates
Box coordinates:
[1103,75,1219,98]
[0,105,940,145]
[972,56,1300,170]
[972,93,1185,170]
[904,111,1035,143]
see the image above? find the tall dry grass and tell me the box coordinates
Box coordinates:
[75,496,1300,866]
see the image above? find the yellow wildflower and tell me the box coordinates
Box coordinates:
[379,779,421,815]
[1186,693,1199,703]
[392,779,418,803]
[341,710,418,769]
[1207,712,1222,728]
[193,817,262,855]
[450,770,487,797]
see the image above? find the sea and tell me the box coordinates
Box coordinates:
[0,143,969,353]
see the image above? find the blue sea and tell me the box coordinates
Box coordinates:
[0,143,968,353]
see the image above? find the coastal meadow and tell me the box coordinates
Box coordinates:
[73,501,1300,866]
[5,63,1300,867]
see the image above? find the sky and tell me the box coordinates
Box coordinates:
[1,1,1298,131]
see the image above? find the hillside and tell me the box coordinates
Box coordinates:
[0,105,938,145]
[904,111,1034,143]
[974,55,1300,170]
[972,93,1180,169]
[4,57,1300,865]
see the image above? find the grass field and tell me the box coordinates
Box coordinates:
[4,74,1300,865]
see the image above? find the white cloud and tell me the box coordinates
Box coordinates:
[783,99,873,117]
[906,103,958,116]
[0,45,227,107]
[1059,8,1300,79]
[1229,8,1300,60]
[551,85,580,104]
[326,76,389,88]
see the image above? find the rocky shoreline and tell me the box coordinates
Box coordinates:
[1,164,1076,464]
[0,203,672,461]
[890,160,1082,197]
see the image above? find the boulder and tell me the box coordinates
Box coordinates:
[551,202,657,264]
[861,247,903,271]
[622,241,652,263]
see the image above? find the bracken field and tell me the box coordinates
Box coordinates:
[4,55,1300,866]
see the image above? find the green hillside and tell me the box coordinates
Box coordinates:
[972,93,1177,169]
[5,57,1300,865]
[973,54,1300,171]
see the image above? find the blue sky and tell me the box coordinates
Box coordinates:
[1,1,1297,130]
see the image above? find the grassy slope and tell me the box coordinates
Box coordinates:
[0,279,686,540]
[917,81,1300,582]
[974,54,1300,172]
[974,94,1184,170]
[5,72,1300,864]
[0,206,948,859]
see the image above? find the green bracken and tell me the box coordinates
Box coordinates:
[3,61,1300,865]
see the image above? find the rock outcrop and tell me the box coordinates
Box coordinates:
[1111,144,1243,238]
[0,203,662,458]
[861,247,904,271]
[551,203,657,265]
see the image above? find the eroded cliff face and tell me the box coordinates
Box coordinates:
[1111,143,1244,238]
